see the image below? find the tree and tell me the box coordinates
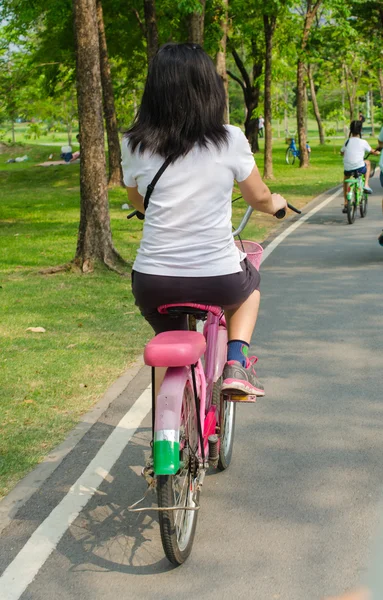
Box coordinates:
[96,0,123,187]
[263,12,277,179]
[215,0,229,122]
[73,0,124,272]
[143,0,159,62]
[187,0,206,44]
[307,63,325,144]
[295,1,323,167]
[227,36,263,152]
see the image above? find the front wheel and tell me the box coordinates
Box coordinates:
[157,383,199,565]
[360,192,368,218]
[347,189,356,224]
[285,148,295,165]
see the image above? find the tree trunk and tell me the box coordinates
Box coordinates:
[344,64,360,122]
[263,14,276,180]
[228,43,262,153]
[296,0,322,167]
[216,0,229,123]
[96,0,123,187]
[284,80,288,134]
[11,120,15,144]
[143,0,159,62]
[379,67,383,108]
[67,119,72,146]
[370,88,375,137]
[73,0,123,272]
[297,59,309,167]
[245,116,259,153]
[187,0,206,45]
[307,64,325,144]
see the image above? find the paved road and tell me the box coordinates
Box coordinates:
[1,183,383,600]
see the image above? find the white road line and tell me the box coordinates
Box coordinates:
[261,188,342,264]
[0,387,152,600]
[0,186,342,600]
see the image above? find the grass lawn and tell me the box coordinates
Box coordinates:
[0,135,362,498]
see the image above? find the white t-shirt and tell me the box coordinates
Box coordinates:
[121,125,255,277]
[258,117,264,129]
[341,137,371,171]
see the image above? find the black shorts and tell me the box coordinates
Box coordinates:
[344,164,367,177]
[132,258,260,333]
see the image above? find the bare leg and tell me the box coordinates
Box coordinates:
[364,160,371,188]
[225,289,260,344]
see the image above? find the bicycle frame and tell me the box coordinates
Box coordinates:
[153,311,227,475]
[345,173,365,204]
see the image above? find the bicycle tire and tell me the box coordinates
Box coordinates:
[347,188,356,224]
[211,376,236,470]
[285,148,295,165]
[360,192,368,218]
[218,393,236,471]
[157,383,199,565]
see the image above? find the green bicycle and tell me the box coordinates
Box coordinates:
[344,169,368,224]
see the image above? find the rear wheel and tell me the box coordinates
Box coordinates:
[360,192,368,218]
[157,383,199,565]
[285,148,295,165]
[347,188,356,224]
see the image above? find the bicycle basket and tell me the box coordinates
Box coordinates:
[235,240,263,271]
[285,137,293,144]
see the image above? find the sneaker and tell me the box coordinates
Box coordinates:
[364,186,373,194]
[221,356,265,397]
[342,206,348,214]
[378,230,383,246]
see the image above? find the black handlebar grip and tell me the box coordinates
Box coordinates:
[275,208,286,219]
[127,210,145,220]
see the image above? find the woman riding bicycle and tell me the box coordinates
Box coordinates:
[340,120,378,214]
[121,42,287,399]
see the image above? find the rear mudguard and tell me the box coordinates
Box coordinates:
[153,363,205,475]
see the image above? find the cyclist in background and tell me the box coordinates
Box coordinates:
[340,120,378,214]
[121,43,287,399]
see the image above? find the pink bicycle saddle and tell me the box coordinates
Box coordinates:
[144,331,206,367]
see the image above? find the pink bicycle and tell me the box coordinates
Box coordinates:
[128,203,300,565]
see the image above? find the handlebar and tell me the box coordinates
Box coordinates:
[127,210,144,220]
[127,202,302,229]
[274,203,302,220]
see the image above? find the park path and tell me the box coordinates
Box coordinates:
[1,182,383,600]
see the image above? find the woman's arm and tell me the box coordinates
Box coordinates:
[127,186,145,213]
[238,165,287,215]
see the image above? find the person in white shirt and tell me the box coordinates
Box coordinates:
[340,120,378,213]
[122,42,287,399]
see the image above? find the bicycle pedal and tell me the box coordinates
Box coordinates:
[227,394,257,403]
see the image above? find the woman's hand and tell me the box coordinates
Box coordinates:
[271,193,288,216]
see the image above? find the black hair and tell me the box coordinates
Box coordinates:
[349,120,362,137]
[125,42,228,160]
